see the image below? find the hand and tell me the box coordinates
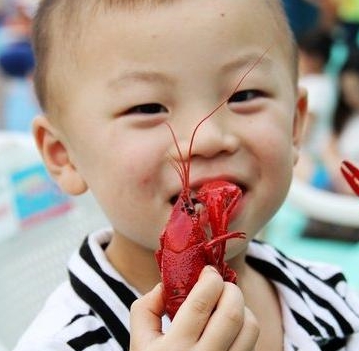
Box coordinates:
[130,266,259,351]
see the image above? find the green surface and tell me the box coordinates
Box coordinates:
[265,202,359,290]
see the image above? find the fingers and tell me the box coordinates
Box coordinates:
[228,307,260,351]
[130,266,260,351]
[198,283,259,351]
[167,265,224,343]
[130,283,165,350]
[168,265,259,351]
[198,282,244,350]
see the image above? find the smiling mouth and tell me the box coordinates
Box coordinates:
[169,182,247,206]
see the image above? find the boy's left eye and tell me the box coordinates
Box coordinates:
[126,103,168,115]
[228,90,264,103]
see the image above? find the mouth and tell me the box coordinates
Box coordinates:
[169,181,247,207]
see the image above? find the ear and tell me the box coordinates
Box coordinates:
[292,86,308,165]
[33,115,88,195]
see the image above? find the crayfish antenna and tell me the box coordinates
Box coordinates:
[165,122,191,199]
[186,46,272,178]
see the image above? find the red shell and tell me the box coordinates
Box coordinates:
[155,181,245,320]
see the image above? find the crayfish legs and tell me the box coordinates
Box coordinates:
[197,180,246,282]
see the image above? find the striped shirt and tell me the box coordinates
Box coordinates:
[14,229,359,351]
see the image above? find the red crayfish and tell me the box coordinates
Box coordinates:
[341,160,359,196]
[155,122,246,320]
[154,52,268,320]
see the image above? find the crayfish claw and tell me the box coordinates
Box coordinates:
[341,160,359,196]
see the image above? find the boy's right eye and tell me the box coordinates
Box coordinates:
[125,103,168,115]
[228,89,264,103]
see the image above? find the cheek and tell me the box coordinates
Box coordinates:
[117,134,168,187]
[251,122,294,207]
[123,153,164,195]
[138,172,156,189]
[255,122,294,167]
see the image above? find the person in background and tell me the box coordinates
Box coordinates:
[294,27,338,182]
[322,47,359,193]
[0,0,35,78]
[298,46,359,242]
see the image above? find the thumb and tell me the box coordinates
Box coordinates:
[130,283,165,349]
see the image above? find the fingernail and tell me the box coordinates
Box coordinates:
[152,282,163,293]
[203,265,219,274]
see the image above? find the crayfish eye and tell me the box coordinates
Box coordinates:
[187,207,195,215]
[182,202,195,215]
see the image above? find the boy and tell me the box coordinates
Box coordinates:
[15,0,359,350]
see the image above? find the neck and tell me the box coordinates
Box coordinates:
[105,232,161,295]
[240,262,283,351]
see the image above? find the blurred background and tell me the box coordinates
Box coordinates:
[268,0,359,292]
[0,1,110,350]
[0,0,359,350]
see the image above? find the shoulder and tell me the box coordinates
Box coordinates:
[13,228,119,351]
[247,239,355,295]
[14,280,114,351]
[247,240,359,346]
[13,282,86,348]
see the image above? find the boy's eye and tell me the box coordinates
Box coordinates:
[126,103,168,115]
[228,90,263,103]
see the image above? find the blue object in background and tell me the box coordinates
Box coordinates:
[311,162,332,190]
[0,40,34,78]
[10,163,72,228]
[0,28,39,132]
[3,79,40,132]
[282,0,320,39]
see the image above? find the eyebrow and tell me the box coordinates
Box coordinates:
[108,70,175,90]
[108,51,274,90]
[221,52,274,76]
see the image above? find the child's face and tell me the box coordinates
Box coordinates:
[37,0,306,256]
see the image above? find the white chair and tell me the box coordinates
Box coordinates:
[287,177,359,226]
[265,176,359,291]
[0,132,109,350]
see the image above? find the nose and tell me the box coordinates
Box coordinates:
[191,115,240,158]
[168,110,240,161]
